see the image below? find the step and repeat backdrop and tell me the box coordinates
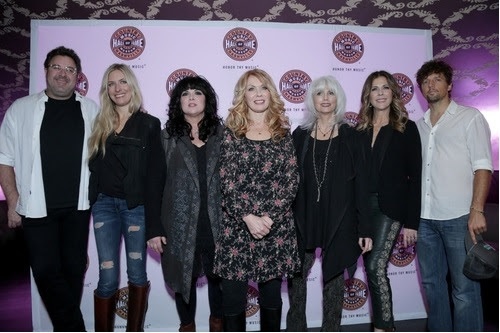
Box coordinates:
[30,19,432,331]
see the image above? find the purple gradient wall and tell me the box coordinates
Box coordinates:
[0,1,498,171]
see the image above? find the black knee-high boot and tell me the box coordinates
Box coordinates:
[260,305,282,332]
[223,312,246,332]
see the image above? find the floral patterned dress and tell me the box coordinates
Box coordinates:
[213,127,301,282]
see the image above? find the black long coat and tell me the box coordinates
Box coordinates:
[151,125,223,302]
[292,124,370,283]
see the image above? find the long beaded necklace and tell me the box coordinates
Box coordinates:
[312,122,335,202]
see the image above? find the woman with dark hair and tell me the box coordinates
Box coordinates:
[147,76,224,332]
[356,70,422,332]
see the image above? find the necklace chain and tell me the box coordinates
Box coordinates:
[317,125,332,137]
[313,122,334,202]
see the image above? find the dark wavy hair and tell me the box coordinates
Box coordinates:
[43,46,82,74]
[165,76,222,141]
[356,70,408,133]
[416,60,453,88]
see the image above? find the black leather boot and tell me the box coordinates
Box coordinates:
[223,312,246,332]
[260,305,282,332]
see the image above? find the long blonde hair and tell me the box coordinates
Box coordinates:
[225,69,290,141]
[88,63,143,158]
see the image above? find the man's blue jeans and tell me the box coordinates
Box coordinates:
[92,193,148,298]
[417,215,483,331]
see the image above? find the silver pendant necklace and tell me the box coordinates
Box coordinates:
[312,122,334,202]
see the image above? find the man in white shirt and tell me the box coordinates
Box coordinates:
[0,46,98,331]
[415,59,493,332]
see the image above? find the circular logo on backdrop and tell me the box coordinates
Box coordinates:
[246,284,260,317]
[392,72,414,104]
[165,68,198,96]
[344,111,360,127]
[75,72,89,96]
[115,286,129,319]
[332,31,364,64]
[343,277,368,310]
[110,26,146,60]
[223,27,258,61]
[390,233,416,267]
[279,70,312,104]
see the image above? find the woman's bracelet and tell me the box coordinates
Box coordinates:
[470,206,485,215]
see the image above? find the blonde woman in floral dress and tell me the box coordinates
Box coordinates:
[213,69,300,332]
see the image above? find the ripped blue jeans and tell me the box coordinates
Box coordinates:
[92,193,148,298]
